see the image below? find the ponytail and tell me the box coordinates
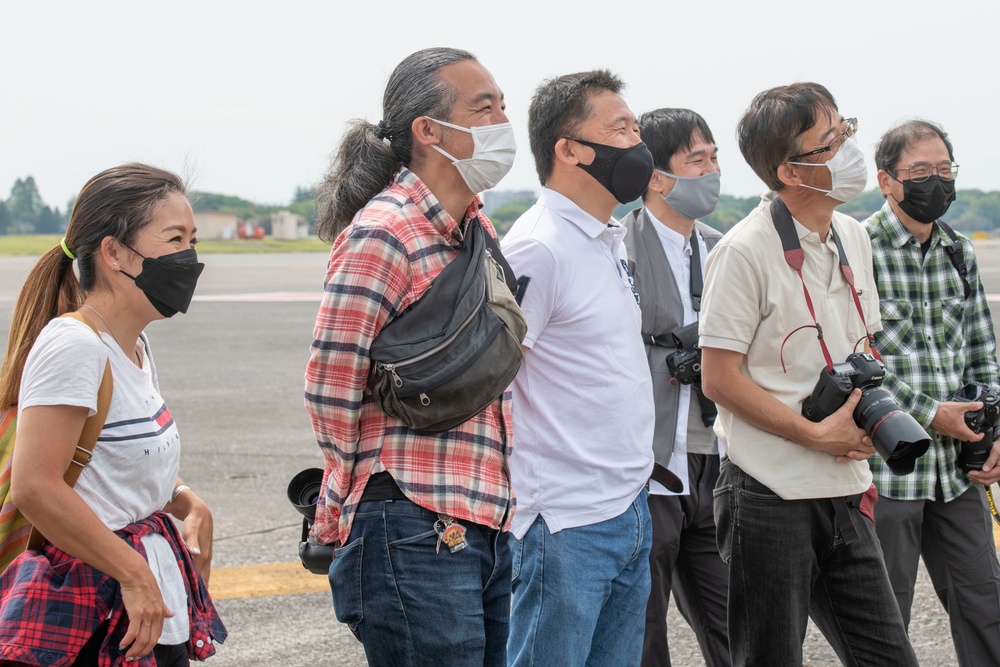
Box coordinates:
[0,247,81,407]
[315,120,401,243]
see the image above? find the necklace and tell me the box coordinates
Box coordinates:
[81,304,141,366]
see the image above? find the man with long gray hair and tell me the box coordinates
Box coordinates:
[304,47,517,666]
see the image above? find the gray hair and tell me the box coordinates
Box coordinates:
[315,47,476,242]
[874,119,954,174]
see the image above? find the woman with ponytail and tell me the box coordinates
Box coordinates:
[0,164,226,666]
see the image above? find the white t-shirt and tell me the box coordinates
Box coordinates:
[18,317,189,644]
[501,188,655,539]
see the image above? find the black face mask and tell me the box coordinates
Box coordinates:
[895,175,956,224]
[121,246,205,318]
[570,138,654,205]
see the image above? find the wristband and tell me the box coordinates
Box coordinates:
[170,484,192,503]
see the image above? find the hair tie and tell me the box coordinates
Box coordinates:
[376,120,393,141]
[59,237,76,260]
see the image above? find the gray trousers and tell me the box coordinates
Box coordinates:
[874,484,1000,667]
[642,454,731,667]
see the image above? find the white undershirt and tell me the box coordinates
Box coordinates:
[647,211,708,495]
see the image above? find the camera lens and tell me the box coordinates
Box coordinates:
[287,468,324,522]
[854,386,931,476]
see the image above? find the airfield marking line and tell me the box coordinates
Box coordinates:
[193,292,321,303]
[190,291,1000,304]
[212,527,1000,601]
[209,561,328,601]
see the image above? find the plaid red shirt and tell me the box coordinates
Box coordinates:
[0,511,226,666]
[304,168,514,548]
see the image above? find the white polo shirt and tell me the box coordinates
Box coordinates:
[501,188,655,539]
[699,192,881,499]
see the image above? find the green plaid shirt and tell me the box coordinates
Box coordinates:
[865,202,1000,501]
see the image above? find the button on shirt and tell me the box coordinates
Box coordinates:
[501,188,654,539]
[866,202,1000,501]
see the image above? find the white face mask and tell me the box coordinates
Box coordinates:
[788,137,868,203]
[427,118,517,193]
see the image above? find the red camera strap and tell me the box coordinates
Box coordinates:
[771,196,882,373]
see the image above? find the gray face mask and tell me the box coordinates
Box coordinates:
[656,169,721,220]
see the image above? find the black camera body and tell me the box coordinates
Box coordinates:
[801,352,931,475]
[665,322,702,385]
[287,468,335,575]
[951,383,1000,473]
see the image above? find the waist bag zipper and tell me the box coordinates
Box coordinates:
[375,276,488,405]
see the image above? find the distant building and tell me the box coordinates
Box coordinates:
[193,211,239,240]
[481,190,537,216]
[270,210,308,240]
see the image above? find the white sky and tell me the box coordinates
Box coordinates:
[1,0,996,210]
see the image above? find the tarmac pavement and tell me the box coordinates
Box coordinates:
[3,244,1000,666]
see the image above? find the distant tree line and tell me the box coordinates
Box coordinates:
[0,177,70,235]
[4,175,997,238]
[487,188,1000,237]
[0,177,319,235]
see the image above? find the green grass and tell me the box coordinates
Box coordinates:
[0,235,330,256]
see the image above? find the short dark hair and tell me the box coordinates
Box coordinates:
[737,82,838,191]
[874,119,955,173]
[638,108,715,198]
[528,70,625,185]
[639,108,715,171]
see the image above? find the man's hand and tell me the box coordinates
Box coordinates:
[808,389,876,462]
[967,438,1000,486]
[932,401,986,442]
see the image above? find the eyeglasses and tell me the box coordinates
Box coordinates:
[890,161,959,183]
[788,117,858,161]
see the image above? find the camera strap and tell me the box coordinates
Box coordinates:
[986,485,1000,527]
[689,230,703,312]
[938,221,972,300]
[770,197,882,373]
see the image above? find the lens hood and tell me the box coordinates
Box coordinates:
[287,467,324,522]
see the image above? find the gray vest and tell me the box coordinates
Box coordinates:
[622,208,723,471]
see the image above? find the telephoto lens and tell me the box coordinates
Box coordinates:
[802,353,930,475]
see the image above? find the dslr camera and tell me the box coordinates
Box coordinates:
[802,352,931,475]
[950,382,1000,473]
[287,468,335,575]
[666,322,702,385]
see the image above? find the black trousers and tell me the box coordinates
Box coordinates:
[642,453,731,667]
[72,622,190,667]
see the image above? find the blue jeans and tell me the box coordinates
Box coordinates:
[508,490,652,667]
[328,498,512,667]
[713,460,917,667]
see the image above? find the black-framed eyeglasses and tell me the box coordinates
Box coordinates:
[788,117,858,161]
[890,161,959,183]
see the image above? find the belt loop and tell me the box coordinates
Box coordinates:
[832,496,859,544]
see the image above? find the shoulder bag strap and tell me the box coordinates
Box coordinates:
[937,221,971,299]
[25,312,114,550]
[59,312,113,481]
